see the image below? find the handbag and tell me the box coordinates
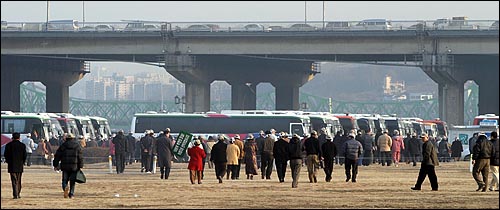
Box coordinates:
[73,169,87,184]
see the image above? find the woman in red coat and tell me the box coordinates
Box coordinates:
[188,139,206,184]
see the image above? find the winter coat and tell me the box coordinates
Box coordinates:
[210,141,227,163]
[450,140,463,158]
[234,139,245,159]
[226,143,240,165]
[344,138,363,160]
[409,137,422,155]
[187,146,206,171]
[288,137,303,160]
[112,133,128,154]
[438,139,450,155]
[273,139,289,162]
[473,136,493,160]
[391,135,405,152]
[361,134,374,152]
[321,141,337,161]
[378,134,392,152]
[4,140,27,173]
[422,140,439,166]
[303,136,320,156]
[53,138,84,172]
[140,135,154,155]
[490,137,499,166]
[156,134,174,168]
[21,137,35,154]
[126,134,136,153]
[262,136,275,156]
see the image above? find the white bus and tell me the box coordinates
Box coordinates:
[89,116,112,140]
[1,111,51,146]
[130,112,311,139]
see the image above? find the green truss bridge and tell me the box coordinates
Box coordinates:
[19,83,478,130]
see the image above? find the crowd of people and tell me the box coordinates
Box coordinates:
[3,127,499,199]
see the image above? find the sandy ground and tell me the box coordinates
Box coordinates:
[1,160,499,209]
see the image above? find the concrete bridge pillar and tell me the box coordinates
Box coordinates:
[1,55,87,113]
[437,83,464,126]
[228,81,257,110]
[164,55,213,113]
[273,84,300,110]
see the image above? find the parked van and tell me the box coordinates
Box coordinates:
[46,20,79,31]
[353,19,392,30]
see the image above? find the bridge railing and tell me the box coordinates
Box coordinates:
[2,20,498,32]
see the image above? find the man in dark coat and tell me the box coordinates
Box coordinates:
[53,133,84,198]
[408,133,423,166]
[343,133,363,183]
[361,132,374,166]
[140,130,154,173]
[210,135,228,183]
[255,130,266,169]
[273,133,290,183]
[321,135,337,182]
[126,132,136,165]
[411,133,439,191]
[112,130,128,174]
[288,134,303,188]
[4,132,27,199]
[472,134,493,192]
[333,131,344,165]
[450,137,463,162]
[489,131,499,191]
[155,128,174,179]
[303,131,321,183]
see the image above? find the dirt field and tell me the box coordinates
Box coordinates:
[1,161,498,209]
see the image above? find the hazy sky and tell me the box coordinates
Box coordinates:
[1,1,499,22]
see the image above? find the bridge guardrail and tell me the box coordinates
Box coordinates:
[2,20,498,32]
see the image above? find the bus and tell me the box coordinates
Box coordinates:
[473,114,499,126]
[1,111,51,146]
[55,113,80,137]
[89,116,112,140]
[381,116,407,137]
[333,113,359,135]
[303,112,342,136]
[422,119,448,139]
[130,112,311,139]
[59,114,96,141]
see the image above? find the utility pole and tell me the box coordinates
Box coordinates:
[304,1,307,24]
[82,1,85,27]
[322,1,325,30]
[46,1,49,31]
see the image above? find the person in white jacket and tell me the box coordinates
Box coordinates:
[21,133,36,166]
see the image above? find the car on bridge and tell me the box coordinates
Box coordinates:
[243,24,269,32]
[185,24,220,32]
[490,21,499,30]
[352,19,393,30]
[288,23,317,31]
[325,21,352,30]
[95,24,114,31]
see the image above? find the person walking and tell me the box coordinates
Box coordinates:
[361,131,374,166]
[206,136,216,169]
[377,130,392,166]
[4,132,27,199]
[411,133,439,191]
[333,131,344,165]
[343,132,363,183]
[53,133,84,198]
[226,138,240,180]
[288,134,303,188]
[126,132,136,165]
[233,135,244,179]
[321,135,337,182]
[187,139,206,184]
[210,135,228,183]
[155,128,174,179]
[112,130,128,174]
[273,133,290,183]
[261,130,275,180]
[408,133,423,166]
[255,130,266,169]
[472,134,493,192]
[438,137,451,162]
[391,130,404,167]
[450,137,463,162]
[303,130,321,183]
[21,133,35,167]
[489,131,499,191]
[140,130,154,173]
[243,134,258,180]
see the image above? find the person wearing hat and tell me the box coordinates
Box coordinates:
[232,134,245,179]
[411,133,439,191]
[155,128,174,179]
[255,130,266,169]
[408,133,423,167]
[321,135,337,182]
[226,137,240,180]
[261,130,275,180]
[288,134,303,188]
[303,130,321,183]
[377,130,393,166]
[112,130,128,174]
[243,134,258,180]
[21,133,35,167]
[343,132,363,182]
[210,135,228,183]
[53,133,84,198]
[139,130,154,173]
[4,132,27,199]
[471,133,494,192]
[187,139,206,184]
[273,133,290,183]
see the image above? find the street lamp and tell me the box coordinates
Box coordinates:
[174,95,186,113]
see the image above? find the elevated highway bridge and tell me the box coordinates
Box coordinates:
[1,20,498,125]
